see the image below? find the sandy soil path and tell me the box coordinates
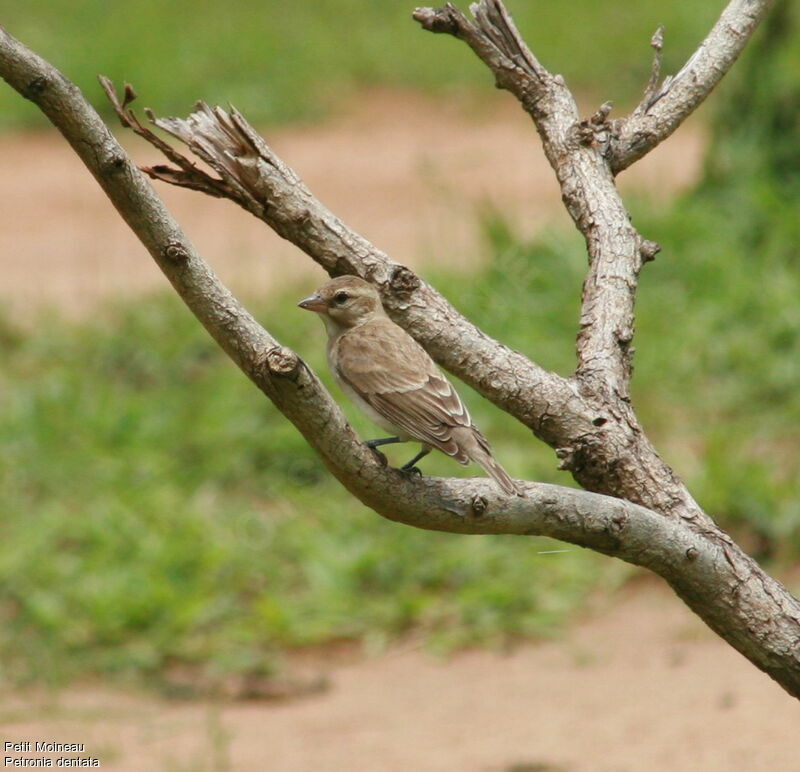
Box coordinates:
[2,581,798,771]
[4,91,790,771]
[0,89,704,317]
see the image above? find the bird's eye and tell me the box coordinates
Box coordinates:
[334,291,349,304]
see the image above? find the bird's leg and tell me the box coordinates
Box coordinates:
[401,446,431,478]
[365,436,403,467]
[366,437,403,448]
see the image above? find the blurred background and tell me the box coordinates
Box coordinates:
[1,1,799,769]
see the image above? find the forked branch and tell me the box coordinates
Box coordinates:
[1,1,799,700]
[101,79,592,452]
[417,1,645,399]
[0,22,738,567]
[612,0,778,172]
[85,2,777,536]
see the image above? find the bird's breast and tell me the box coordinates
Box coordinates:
[328,335,404,437]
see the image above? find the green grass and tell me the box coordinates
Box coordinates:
[2,0,797,691]
[0,0,721,130]
[2,181,799,692]
[441,200,800,563]
[632,195,800,561]
[0,287,623,692]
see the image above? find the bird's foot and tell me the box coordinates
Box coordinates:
[365,437,401,467]
[400,447,430,475]
[368,446,389,467]
[400,464,423,480]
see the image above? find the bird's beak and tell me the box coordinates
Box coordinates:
[298,293,328,313]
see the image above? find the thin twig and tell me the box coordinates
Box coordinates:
[612,0,777,172]
[636,25,666,114]
[1,17,800,700]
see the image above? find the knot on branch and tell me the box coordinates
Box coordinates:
[389,265,422,298]
[24,75,49,98]
[609,508,628,534]
[639,238,661,263]
[163,242,190,262]
[265,346,301,376]
[573,102,614,149]
[615,325,634,346]
[102,151,127,174]
[556,446,576,471]
[539,496,562,519]
[290,206,312,226]
[559,433,622,492]
[470,495,489,516]
[412,5,463,36]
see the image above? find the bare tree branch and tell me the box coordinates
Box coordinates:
[405,1,785,533]
[0,23,739,588]
[85,2,771,554]
[99,87,704,535]
[414,1,648,403]
[612,0,778,173]
[639,25,666,114]
[101,89,592,447]
[2,12,800,698]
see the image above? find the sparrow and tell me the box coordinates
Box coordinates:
[298,275,522,496]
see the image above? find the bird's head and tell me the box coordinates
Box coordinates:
[298,276,385,330]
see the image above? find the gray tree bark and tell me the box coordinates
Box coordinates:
[1,0,799,698]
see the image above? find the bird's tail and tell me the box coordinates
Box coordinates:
[478,453,523,497]
[466,429,523,497]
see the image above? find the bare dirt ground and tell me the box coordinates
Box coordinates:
[1,89,704,317]
[3,582,799,771]
[3,91,798,770]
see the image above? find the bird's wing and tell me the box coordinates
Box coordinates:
[334,318,472,460]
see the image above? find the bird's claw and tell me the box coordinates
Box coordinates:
[368,446,389,467]
[400,465,423,480]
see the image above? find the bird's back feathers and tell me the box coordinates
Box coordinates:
[332,318,471,460]
[332,317,522,495]
[302,276,521,495]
